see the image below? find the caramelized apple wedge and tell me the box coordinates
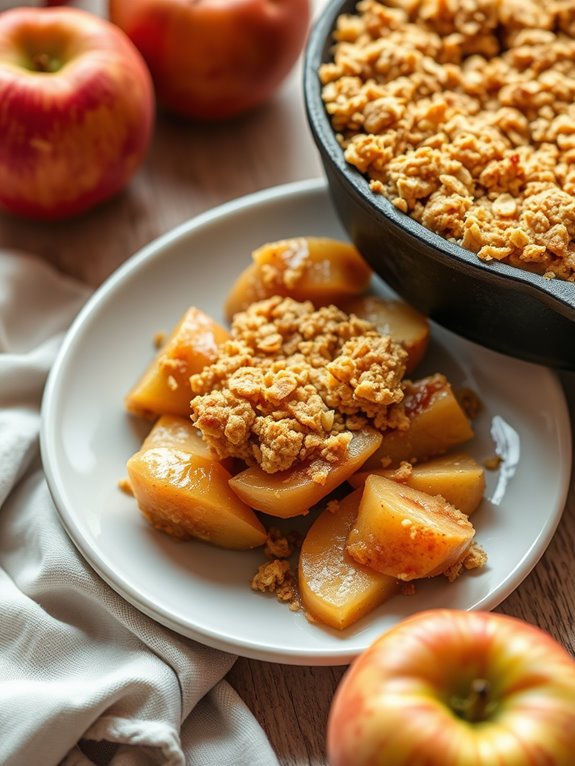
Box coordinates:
[141,414,215,459]
[125,306,229,419]
[347,475,475,580]
[228,428,383,518]
[224,237,372,320]
[364,374,474,470]
[350,452,485,516]
[127,447,266,549]
[299,488,398,630]
[341,295,430,374]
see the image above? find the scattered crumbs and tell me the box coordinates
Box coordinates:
[400,582,417,596]
[117,477,133,495]
[384,460,413,482]
[327,499,341,514]
[251,527,303,611]
[443,542,488,583]
[456,387,483,420]
[484,454,503,470]
[264,526,302,559]
[153,331,166,349]
[251,559,300,611]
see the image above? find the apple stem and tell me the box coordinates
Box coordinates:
[468,678,490,722]
[452,678,492,723]
[31,52,60,74]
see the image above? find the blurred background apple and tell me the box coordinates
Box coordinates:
[0,6,154,219]
[108,0,311,120]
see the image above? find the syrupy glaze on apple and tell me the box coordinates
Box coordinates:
[402,374,447,417]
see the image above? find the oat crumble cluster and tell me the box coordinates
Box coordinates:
[320,0,575,280]
[251,527,302,610]
[189,296,409,474]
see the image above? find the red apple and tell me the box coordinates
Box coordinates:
[0,7,154,219]
[108,0,311,120]
[0,2,66,8]
[328,609,575,766]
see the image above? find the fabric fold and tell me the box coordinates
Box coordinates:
[0,251,279,766]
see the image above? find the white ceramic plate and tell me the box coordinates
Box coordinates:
[41,179,572,666]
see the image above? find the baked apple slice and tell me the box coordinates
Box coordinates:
[224,237,372,320]
[346,475,475,581]
[141,414,214,458]
[299,488,398,630]
[125,306,229,419]
[228,428,382,518]
[350,452,485,516]
[127,447,266,549]
[363,374,474,469]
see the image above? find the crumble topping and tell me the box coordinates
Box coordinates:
[190,296,409,474]
[456,386,483,420]
[320,0,575,280]
[484,454,504,470]
[257,237,318,291]
[251,527,302,611]
[443,541,488,581]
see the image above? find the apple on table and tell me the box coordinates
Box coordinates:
[328,609,575,766]
[0,5,154,219]
[108,0,311,120]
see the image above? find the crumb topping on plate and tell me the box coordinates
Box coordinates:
[190,296,409,474]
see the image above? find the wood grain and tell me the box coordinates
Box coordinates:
[2,2,574,764]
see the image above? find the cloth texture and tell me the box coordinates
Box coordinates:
[0,251,280,766]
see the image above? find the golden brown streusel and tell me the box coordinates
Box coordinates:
[190,296,409,474]
[153,331,166,349]
[264,527,303,559]
[381,459,414,481]
[251,559,300,610]
[484,453,504,470]
[443,541,488,582]
[320,0,575,280]
[455,386,483,419]
[117,477,133,495]
[250,527,302,610]
[399,581,417,596]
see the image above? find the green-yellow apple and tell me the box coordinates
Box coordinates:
[108,0,311,120]
[0,7,154,219]
[328,609,575,766]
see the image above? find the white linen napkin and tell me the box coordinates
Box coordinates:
[0,251,280,766]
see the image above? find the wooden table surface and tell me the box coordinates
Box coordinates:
[2,1,574,764]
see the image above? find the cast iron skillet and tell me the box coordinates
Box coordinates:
[304,0,575,369]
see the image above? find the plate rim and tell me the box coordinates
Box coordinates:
[40,178,573,665]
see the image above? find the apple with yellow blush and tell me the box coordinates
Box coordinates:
[327,609,575,766]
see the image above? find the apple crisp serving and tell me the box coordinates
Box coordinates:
[189,295,409,476]
[124,236,490,631]
[320,0,575,280]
